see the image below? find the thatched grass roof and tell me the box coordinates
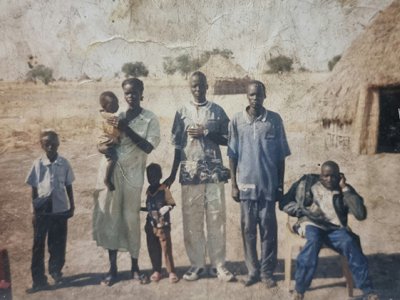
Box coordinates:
[315,1,400,125]
[199,54,247,82]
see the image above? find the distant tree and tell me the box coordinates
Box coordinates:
[121,62,149,78]
[328,55,341,71]
[266,55,293,73]
[26,64,54,85]
[163,48,235,79]
[197,48,234,67]
[213,48,234,59]
[162,57,177,75]
[175,54,193,79]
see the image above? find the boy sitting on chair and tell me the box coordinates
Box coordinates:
[280,161,378,300]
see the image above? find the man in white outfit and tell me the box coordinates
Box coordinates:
[164,71,233,282]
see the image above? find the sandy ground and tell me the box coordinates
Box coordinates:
[0,75,399,300]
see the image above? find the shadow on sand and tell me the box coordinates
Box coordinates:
[51,253,399,299]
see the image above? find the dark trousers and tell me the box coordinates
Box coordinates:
[295,225,373,294]
[144,221,175,273]
[31,215,68,285]
[240,199,277,278]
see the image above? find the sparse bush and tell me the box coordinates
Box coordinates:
[122,62,149,78]
[198,48,234,66]
[216,48,234,60]
[162,48,234,78]
[163,57,177,75]
[299,66,309,72]
[266,55,293,73]
[163,54,198,78]
[175,54,194,79]
[328,55,341,71]
[26,64,54,85]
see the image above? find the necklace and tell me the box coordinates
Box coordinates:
[192,100,208,106]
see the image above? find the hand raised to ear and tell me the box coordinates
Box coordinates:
[339,173,347,189]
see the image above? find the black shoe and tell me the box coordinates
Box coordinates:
[26,282,51,294]
[261,276,277,288]
[242,276,260,287]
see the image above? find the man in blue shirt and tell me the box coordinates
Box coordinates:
[228,80,290,287]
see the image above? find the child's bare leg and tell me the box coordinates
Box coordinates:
[104,159,116,191]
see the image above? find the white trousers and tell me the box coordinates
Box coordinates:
[181,183,226,268]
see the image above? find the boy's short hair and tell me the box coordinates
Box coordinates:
[191,71,207,84]
[40,129,59,143]
[99,91,118,107]
[147,163,162,178]
[248,80,266,97]
[121,78,144,93]
[321,160,340,173]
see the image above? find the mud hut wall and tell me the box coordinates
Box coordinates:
[364,89,380,154]
[323,121,352,152]
[353,86,371,154]
[322,86,381,154]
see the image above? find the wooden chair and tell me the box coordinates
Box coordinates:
[284,215,354,297]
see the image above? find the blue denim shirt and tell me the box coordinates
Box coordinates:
[228,108,290,201]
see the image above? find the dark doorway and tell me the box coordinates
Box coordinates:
[377,86,400,153]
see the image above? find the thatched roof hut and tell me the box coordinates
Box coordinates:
[308,1,400,154]
[199,55,247,82]
[198,54,249,94]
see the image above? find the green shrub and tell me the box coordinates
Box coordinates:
[121,62,149,78]
[175,54,194,78]
[328,55,341,71]
[163,49,235,78]
[199,48,234,65]
[266,55,293,73]
[162,57,177,75]
[26,64,54,85]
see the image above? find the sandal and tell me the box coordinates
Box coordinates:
[150,271,162,282]
[169,272,179,284]
[101,272,117,286]
[131,271,150,284]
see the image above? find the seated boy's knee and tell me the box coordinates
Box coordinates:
[339,233,357,249]
[297,251,318,268]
